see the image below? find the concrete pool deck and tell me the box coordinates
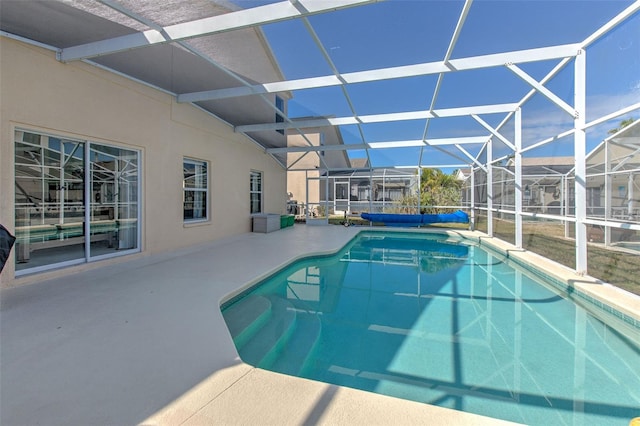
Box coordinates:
[2,224,638,425]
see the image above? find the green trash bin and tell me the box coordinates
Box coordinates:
[287,215,295,227]
[280,215,288,229]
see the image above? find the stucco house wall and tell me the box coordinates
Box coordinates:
[0,38,286,287]
[286,126,351,214]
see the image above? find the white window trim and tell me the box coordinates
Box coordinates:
[250,170,263,215]
[183,157,209,223]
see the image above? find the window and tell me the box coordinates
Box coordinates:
[183,158,208,222]
[250,171,262,214]
[14,129,140,274]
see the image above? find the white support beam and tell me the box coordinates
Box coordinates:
[471,114,516,151]
[487,139,493,236]
[425,136,489,146]
[270,136,490,152]
[470,166,475,230]
[421,0,473,148]
[235,103,518,132]
[268,143,369,153]
[581,1,640,49]
[574,49,588,275]
[514,108,523,249]
[368,140,425,149]
[371,136,490,149]
[58,0,378,62]
[506,64,576,118]
[584,102,640,130]
[455,144,487,172]
[179,43,581,102]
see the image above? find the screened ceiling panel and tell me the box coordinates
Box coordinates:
[288,86,355,119]
[450,0,629,57]
[434,67,533,109]
[347,75,440,115]
[360,120,428,143]
[304,1,462,73]
[1,0,638,172]
[368,147,423,168]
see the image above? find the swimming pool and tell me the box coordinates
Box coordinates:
[221,231,640,425]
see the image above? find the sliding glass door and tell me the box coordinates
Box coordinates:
[14,129,140,275]
[89,144,139,258]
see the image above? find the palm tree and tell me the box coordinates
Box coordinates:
[420,168,462,213]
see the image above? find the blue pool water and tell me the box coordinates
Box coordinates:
[221,231,640,425]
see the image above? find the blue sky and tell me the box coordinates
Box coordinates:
[235,0,639,169]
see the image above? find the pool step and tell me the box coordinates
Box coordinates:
[239,296,297,369]
[222,295,272,350]
[270,312,322,376]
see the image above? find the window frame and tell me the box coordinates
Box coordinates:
[183,157,209,223]
[250,170,263,215]
[14,127,141,276]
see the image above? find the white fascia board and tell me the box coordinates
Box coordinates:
[506,64,576,117]
[178,44,580,102]
[59,0,376,62]
[236,103,517,132]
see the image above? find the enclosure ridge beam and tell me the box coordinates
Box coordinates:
[179,43,580,102]
[506,64,576,118]
[236,103,519,132]
[58,0,378,62]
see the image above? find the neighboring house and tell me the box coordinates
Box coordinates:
[585,119,640,220]
[286,125,418,217]
[286,121,350,217]
[490,120,640,220]
[1,1,289,287]
[502,156,576,214]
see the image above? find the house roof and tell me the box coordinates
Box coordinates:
[350,158,370,169]
[1,0,638,171]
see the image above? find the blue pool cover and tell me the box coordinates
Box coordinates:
[361,210,469,226]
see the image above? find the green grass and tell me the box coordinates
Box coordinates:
[482,218,640,296]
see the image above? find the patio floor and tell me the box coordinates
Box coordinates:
[1,224,524,425]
